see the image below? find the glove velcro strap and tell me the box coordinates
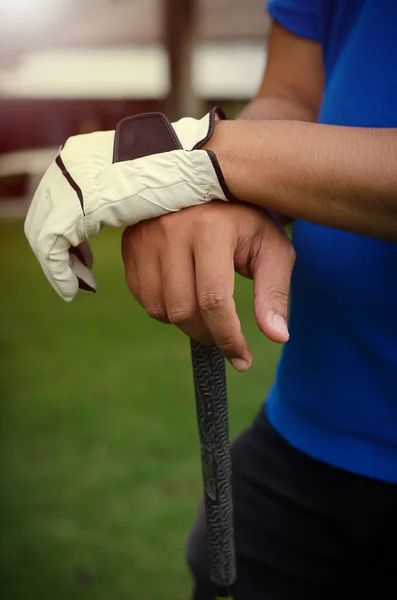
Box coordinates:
[113,106,237,203]
[113,112,182,163]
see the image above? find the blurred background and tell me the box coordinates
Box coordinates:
[0,1,280,598]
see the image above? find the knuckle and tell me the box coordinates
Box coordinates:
[266,285,289,308]
[217,333,240,353]
[158,213,180,236]
[146,303,168,322]
[195,210,216,230]
[198,291,227,313]
[194,206,226,234]
[167,303,196,326]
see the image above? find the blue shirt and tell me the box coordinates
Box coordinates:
[266,0,397,482]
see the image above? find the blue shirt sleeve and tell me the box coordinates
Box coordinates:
[267,0,321,42]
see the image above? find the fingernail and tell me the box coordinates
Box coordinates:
[230,358,249,372]
[271,314,289,339]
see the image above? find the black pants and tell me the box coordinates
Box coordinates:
[186,411,397,599]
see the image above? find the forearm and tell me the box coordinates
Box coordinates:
[237,97,316,224]
[238,95,317,122]
[207,120,397,240]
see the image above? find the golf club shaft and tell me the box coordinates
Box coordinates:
[190,340,236,599]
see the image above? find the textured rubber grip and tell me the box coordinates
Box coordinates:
[190,340,236,594]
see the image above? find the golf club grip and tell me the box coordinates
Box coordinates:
[190,340,236,595]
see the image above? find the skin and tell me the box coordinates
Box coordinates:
[122,202,295,371]
[206,120,397,241]
[122,24,325,371]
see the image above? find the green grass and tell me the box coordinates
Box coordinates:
[0,221,281,599]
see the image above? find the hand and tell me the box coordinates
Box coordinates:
[24,108,232,302]
[122,202,295,371]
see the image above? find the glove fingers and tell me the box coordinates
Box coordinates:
[37,242,96,301]
[69,251,97,294]
[70,241,94,270]
[24,164,56,250]
[36,242,79,302]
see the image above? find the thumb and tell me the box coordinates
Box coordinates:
[252,236,295,344]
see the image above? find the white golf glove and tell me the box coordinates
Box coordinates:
[24,107,235,302]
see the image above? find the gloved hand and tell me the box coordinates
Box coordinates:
[24,107,235,302]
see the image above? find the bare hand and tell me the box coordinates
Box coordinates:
[122,202,295,371]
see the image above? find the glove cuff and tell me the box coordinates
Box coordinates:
[196,107,239,203]
[192,106,227,149]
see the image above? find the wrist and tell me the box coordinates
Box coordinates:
[203,120,294,226]
[202,120,242,200]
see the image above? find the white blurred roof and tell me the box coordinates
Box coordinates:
[0,0,269,100]
[0,44,267,100]
[0,0,269,58]
[0,147,58,177]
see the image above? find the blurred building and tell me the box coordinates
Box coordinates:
[0,0,270,147]
[0,0,270,214]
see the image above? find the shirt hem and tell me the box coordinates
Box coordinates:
[265,391,397,484]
